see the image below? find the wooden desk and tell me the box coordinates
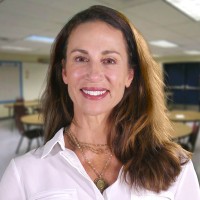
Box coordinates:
[172,122,192,139]
[168,110,200,122]
[4,100,40,117]
[21,114,43,125]
[20,114,192,139]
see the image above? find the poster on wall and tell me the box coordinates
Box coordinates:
[0,61,23,103]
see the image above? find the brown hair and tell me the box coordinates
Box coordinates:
[41,5,191,193]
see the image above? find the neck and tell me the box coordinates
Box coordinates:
[70,114,109,144]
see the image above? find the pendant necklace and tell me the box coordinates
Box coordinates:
[65,128,112,193]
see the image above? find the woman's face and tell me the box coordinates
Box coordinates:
[62,21,133,117]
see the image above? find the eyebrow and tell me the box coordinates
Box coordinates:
[69,49,121,56]
[70,49,88,54]
[102,50,121,56]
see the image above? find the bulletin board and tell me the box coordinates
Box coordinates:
[0,61,23,103]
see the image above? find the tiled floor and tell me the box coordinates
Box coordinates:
[0,118,200,181]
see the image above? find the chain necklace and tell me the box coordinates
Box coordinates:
[67,134,109,154]
[65,128,112,193]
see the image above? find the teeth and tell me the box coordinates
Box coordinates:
[82,89,106,96]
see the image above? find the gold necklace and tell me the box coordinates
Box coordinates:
[65,127,109,154]
[65,128,112,193]
[78,141,109,154]
[68,136,109,154]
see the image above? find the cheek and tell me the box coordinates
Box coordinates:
[107,69,120,80]
[108,70,128,87]
[65,65,86,82]
[68,69,85,82]
[66,70,85,103]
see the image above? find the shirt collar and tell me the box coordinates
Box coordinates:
[41,127,65,158]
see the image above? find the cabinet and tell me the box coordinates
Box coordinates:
[164,62,200,106]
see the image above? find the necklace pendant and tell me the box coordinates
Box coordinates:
[94,177,108,193]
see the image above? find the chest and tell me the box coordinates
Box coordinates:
[21,152,174,200]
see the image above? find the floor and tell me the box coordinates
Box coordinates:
[0,118,200,182]
[0,119,41,178]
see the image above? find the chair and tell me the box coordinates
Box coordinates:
[179,122,200,152]
[13,102,43,154]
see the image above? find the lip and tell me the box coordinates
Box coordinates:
[80,87,109,100]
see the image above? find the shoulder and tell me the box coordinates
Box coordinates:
[11,146,44,168]
[0,147,44,197]
[176,159,199,187]
[169,160,200,199]
[14,127,65,167]
[178,160,198,182]
[131,160,200,199]
[12,127,65,171]
[15,147,44,163]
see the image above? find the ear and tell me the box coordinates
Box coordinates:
[125,69,134,88]
[62,59,68,84]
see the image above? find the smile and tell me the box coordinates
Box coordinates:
[82,89,107,96]
[81,88,109,100]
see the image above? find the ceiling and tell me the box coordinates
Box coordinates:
[0,0,200,59]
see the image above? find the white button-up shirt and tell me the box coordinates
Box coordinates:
[0,128,200,200]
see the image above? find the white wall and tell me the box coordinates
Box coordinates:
[0,62,48,118]
[22,63,48,100]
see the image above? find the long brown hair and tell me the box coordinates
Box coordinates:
[41,5,191,193]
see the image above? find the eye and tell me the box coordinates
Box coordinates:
[102,58,116,65]
[74,56,89,62]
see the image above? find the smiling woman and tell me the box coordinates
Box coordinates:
[0,5,199,200]
[62,21,133,117]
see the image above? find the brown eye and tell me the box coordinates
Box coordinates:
[102,58,116,65]
[75,56,89,62]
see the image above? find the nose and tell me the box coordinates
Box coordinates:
[86,61,104,82]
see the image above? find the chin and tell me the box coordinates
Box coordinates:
[82,108,111,117]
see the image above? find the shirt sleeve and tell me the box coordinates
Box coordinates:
[175,160,200,200]
[0,159,26,200]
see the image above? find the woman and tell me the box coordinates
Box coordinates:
[0,5,199,200]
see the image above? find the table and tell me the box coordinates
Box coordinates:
[21,113,43,125]
[171,122,192,139]
[20,114,192,139]
[4,100,40,117]
[168,110,200,122]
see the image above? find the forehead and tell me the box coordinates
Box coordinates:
[67,20,127,50]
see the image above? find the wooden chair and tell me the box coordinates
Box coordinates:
[179,122,200,152]
[13,102,43,154]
